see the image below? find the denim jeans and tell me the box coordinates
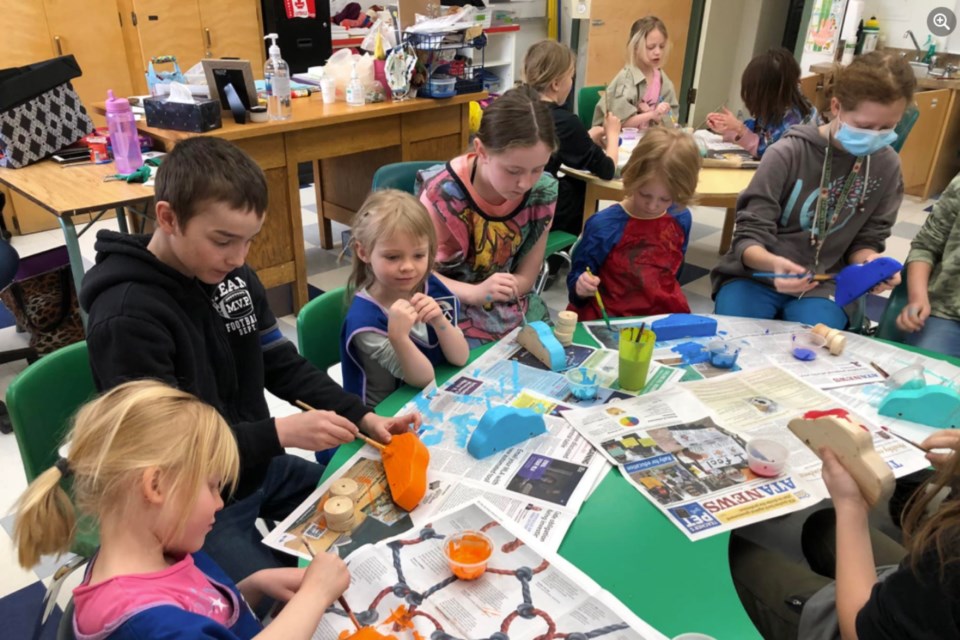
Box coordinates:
[715,279,848,329]
[202,454,322,582]
[904,314,960,358]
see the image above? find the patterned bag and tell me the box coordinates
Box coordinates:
[0,246,84,356]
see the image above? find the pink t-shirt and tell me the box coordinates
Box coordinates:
[73,554,236,637]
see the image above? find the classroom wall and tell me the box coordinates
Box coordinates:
[861,0,960,53]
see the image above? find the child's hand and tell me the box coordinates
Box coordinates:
[587,125,606,146]
[575,270,601,298]
[387,299,419,338]
[770,257,818,295]
[361,411,422,444]
[476,273,520,305]
[655,102,671,116]
[603,112,621,140]
[276,410,359,451]
[819,447,869,512]
[863,254,901,294]
[301,549,350,603]
[896,298,931,333]
[637,101,652,114]
[919,430,960,468]
[411,292,444,326]
[706,107,739,133]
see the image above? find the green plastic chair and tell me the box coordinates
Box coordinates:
[372,161,443,194]
[535,230,578,293]
[6,341,99,633]
[892,103,920,153]
[578,85,604,129]
[297,286,349,371]
[875,281,910,342]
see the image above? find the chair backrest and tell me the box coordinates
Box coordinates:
[7,341,96,483]
[0,239,20,290]
[578,85,604,129]
[371,161,443,195]
[875,281,909,342]
[297,286,349,371]
[892,103,920,153]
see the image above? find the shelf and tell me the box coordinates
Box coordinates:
[484,59,512,67]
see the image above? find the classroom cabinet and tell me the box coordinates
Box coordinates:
[899,89,951,194]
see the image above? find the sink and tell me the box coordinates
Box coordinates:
[929,67,959,80]
[909,61,929,78]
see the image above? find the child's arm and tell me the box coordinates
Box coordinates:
[387,299,437,388]
[412,293,469,366]
[897,261,933,332]
[513,228,550,295]
[567,217,612,306]
[820,448,878,640]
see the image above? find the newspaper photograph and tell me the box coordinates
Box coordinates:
[311,500,667,640]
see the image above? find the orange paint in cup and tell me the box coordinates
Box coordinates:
[444,531,493,580]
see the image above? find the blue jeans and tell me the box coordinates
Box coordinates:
[202,454,322,582]
[715,279,848,329]
[904,314,960,359]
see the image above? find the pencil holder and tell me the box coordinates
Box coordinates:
[618,327,655,391]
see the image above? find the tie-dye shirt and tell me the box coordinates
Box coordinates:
[418,155,557,343]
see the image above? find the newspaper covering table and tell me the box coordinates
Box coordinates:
[312,500,667,640]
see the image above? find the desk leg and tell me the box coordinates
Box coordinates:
[720,207,735,255]
[314,161,333,250]
[114,207,129,234]
[582,181,602,231]
[58,215,88,326]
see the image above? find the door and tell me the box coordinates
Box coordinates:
[900,89,950,195]
[687,0,746,128]
[43,0,134,125]
[584,0,694,92]
[131,0,205,72]
[198,0,265,78]
[0,1,54,68]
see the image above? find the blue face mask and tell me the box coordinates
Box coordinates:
[835,116,897,155]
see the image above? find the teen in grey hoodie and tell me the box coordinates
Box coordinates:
[712,52,916,330]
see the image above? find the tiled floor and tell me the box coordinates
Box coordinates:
[0,183,936,625]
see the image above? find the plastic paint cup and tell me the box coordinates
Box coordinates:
[619,327,656,391]
[621,127,640,140]
[746,439,788,477]
[672,634,718,640]
[707,339,740,369]
[791,332,826,361]
[444,531,493,580]
[566,367,601,400]
[885,363,926,390]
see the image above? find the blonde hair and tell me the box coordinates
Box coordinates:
[13,381,239,568]
[523,40,576,95]
[627,16,670,68]
[347,189,438,297]
[902,441,960,581]
[621,128,701,206]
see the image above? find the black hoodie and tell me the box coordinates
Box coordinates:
[79,231,370,497]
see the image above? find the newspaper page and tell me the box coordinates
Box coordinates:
[311,500,667,640]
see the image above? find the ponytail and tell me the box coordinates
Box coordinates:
[13,465,77,568]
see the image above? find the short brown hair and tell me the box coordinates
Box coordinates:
[154,137,268,228]
[741,48,812,128]
[621,128,701,206]
[476,85,557,154]
[523,40,575,95]
[627,16,670,67]
[829,50,916,110]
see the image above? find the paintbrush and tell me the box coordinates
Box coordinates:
[295,400,385,451]
[300,536,362,631]
[880,426,927,453]
[637,322,646,344]
[752,272,833,281]
[585,267,612,330]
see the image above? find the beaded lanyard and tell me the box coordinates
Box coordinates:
[811,133,864,268]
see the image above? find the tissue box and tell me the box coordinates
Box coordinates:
[143,96,221,133]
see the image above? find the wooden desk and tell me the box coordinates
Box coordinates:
[563,166,756,255]
[118,94,478,310]
[0,161,154,313]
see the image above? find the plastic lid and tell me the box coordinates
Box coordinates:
[104,90,131,114]
[865,16,879,28]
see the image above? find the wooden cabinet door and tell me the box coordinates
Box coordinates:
[43,0,133,125]
[900,89,950,194]
[198,0,265,78]
[0,1,54,68]
[130,0,205,72]
[585,0,693,91]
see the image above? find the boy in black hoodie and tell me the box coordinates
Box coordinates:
[80,137,420,581]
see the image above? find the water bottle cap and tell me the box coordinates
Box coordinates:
[105,90,132,114]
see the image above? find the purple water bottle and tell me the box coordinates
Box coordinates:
[105,90,143,174]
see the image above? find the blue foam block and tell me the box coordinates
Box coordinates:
[525,321,566,371]
[834,257,903,306]
[467,406,547,460]
[878,384,960,429]
[650,314,717,341]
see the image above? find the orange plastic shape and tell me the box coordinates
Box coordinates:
[342,628,397,640]
[444,532,492,580]
[382,432,429,511]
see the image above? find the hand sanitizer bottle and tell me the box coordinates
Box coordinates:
[263,33,292,120]
[346,61,365,107]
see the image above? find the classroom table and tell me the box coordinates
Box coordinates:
[561,166,756,255]
[96,94,480,311]
[0,160,154,319]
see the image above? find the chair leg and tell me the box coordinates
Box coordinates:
[535,260,550,295]
[32,555,89,640]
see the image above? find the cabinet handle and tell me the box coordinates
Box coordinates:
[591,19,605,26]
[54,36,63,56]
[206,28,212,47]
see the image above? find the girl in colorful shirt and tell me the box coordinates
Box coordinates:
[13,381,349,640]
[568,127,701,319]
[707,47,819,158]
[418,86,558,345]
[591,16,679,129]
[341,189,469,407]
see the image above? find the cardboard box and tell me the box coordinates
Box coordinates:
[143,96,221,133]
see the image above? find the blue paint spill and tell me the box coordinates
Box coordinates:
[449,413,479,447]
[511,361,521,393]
[419,425,444,446]
[671,341,710,364]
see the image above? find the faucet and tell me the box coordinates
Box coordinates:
[905,30,923,61]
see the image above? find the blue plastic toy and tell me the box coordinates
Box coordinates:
[878,384,960,429]
[832,257,903,306]
[467,406,547,460]
[650,314,718,341]
[516,321,566,371]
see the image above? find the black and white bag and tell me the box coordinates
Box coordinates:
[0,55,94,169]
